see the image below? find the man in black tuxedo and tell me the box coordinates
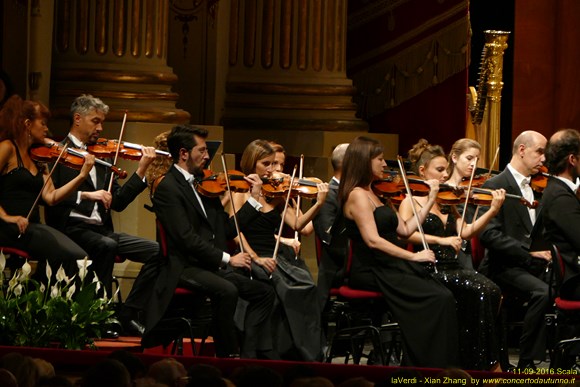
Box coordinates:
[542,129,580,300]
[479,130,552,369]
[46,94,160,335]
[313,143,348,310]
[145,124,275,358]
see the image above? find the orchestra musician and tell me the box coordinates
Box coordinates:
[399,138,504,371]
[44,94,159,336]
[542,129,580,300]
[339,136,458,368]
[0,95,93,278]
[145,125,275,359]
[478,130,552,370]
[230,139,329,361]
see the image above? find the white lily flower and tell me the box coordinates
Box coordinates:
[0,249,6,273]
[50,285,59,299]
[19,260,32,280]
[39,283,46,293]
[45,261,52,281]
[77,258,92,282]
[8,270,20,293]
[13,284,22,297]
[55,265,66,283]
[66,283,76,300]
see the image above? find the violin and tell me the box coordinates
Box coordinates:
[30,143,128,178]
[531,165,549,192]
[195,169,251,197]
[261,173,324,199]
[86,138,171,161]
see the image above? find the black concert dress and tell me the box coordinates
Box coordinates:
[416,211,502,370]
[0,141,86,275]
[241,208,323,361]
[345,204,459,368]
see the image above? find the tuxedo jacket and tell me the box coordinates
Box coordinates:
[479,168,544,276]
[312,178,347,263]
[541,176,580,286]
[45,136,147,232]
[145,165,260,330]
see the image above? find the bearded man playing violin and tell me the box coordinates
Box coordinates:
[478,130,552,371]
[45,94,159,337]
[145,125,275,359]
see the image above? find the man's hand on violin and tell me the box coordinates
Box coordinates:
[82,189,113,209]
[412,249,436,263]
[245,173,263,201]
[281,237,301,255]
[255,257,277,273]
[3,215,28,234]
[530,250,552,263]
[136,146,157,177]
[229,252,252,270]
[78,154,96,178]
[438,236,463,252]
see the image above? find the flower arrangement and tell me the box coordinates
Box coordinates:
[0,251,115,350]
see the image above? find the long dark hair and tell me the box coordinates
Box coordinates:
[338,136,383,205]
[0,95,50,143]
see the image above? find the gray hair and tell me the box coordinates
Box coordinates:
[70,94,109,117]
[331,143,349,171]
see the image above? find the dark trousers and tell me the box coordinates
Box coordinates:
[179,266,275,358]
[493,266,551,361]
[64,222,159,296]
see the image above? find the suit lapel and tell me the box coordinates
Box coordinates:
[170,166,213,229]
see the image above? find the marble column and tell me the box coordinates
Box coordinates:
[223,0,367,132]
[50,0,189,126]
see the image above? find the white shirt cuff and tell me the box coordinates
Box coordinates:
[247,196,263,211]
[221,252,231,266]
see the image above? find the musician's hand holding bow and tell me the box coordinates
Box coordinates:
[229,252,252,270]
[2,214,28,234]
[82,189,113,209]
[255,257,277,273]
[412,249,436,263]
[425,179,440,202]
[437,236,463,253]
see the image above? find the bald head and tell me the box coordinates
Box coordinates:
[510,130,547,176]
[512,131,546,155]
[331,143,349,172]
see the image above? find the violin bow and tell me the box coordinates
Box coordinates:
[18,140,71,239]
[458,156,478,238]
[220,153,251,280]
[273,165,297,262]
[293,154,304,259]
[106,111,127,192]
[487,146,500,178]
[397,156,436,273]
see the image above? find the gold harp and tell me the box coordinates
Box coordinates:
[467,30,510,169]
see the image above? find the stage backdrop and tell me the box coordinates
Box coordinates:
[347,0,470,155]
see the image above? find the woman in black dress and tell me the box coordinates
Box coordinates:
[339,136,459,368]
[0,95,94,276]
[231,139,329,361]
[399,139,505,370]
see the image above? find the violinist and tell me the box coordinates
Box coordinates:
[0,95,93,278]
[398,139,504,371]
[44,94,159,337]
[312,143,349,311]
[541,129,580,300]
[478,131,552,370]
[230,139,329,361]
[146,125,275,358]
[340,136,458,368]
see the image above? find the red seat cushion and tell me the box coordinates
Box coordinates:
[329,288,340,297]
[174,287,194,296]
[555,297,580,311]
[338,285,383,299]
[0,247,31,259]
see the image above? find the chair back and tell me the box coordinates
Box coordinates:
[551,244,566,289]
[314,234,323,267]
[471,236,485,269]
